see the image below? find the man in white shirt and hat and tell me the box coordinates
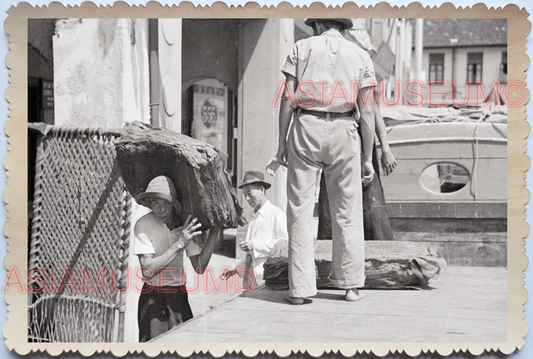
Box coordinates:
[223,171,288,290]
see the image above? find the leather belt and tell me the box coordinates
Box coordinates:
[299,108,354,118]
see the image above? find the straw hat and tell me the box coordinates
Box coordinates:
[238,171,271,189]
[304,18,353,29]
[136,175,182,214]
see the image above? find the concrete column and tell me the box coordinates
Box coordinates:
[404,20,412,79]
[415,18,424,81]
[398,19,406,83]
[394,20,402,83]
[235,19,293,259]
[158,19,182,132]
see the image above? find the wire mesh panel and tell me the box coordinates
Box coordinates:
[28,126,130,343]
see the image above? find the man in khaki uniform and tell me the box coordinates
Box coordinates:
[276,18,377,304]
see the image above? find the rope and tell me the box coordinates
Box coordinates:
[472,124,480,201]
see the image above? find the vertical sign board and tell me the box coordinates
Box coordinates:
[41,79,54,109]
[41,79,54,124]
[191,78,229,154]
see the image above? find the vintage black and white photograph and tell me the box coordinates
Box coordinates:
[3,2,528,355]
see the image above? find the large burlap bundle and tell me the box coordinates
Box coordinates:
[264,240,447,290]
[115,121,243,229]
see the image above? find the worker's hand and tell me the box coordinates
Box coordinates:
[380,149,397,176]
[172,215,202,249]
[361,161,375,186]
[239,240,253,252]
[237,216,248,227]
[276,142,288,167]
[266,156,281,176]
[220,265,237,280]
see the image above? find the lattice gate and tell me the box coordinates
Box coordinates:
[28,125,131,343]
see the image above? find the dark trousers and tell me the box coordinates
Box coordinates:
[138,284,193,342]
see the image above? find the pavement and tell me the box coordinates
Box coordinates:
[155,250,508,343]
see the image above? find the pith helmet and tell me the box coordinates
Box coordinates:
[136,175,182,214]
[304,18,353,29]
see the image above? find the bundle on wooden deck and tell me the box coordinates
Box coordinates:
[115,121,243,230]
[264,240,447,290]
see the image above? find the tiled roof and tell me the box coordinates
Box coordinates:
[422,19,507,48]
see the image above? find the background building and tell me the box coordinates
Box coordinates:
[416,18,507,105]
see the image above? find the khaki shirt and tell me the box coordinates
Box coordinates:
[282,29,377,114]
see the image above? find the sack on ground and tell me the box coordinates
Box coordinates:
[264,240,447,290]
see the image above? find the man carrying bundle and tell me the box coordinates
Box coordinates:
[133,175,221,342]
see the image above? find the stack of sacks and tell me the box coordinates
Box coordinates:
[263,241,290,290]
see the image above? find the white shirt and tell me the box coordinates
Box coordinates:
[133,212,201,287]
[244,200,288,278]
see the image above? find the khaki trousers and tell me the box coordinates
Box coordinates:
[287,112,365,298]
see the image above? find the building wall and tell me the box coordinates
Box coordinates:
[419,46,506,105]
[28,19,55,82]
[53,18,150,128]
[420,48,454,105]
[454,46,506,102]
[381,19,416,100]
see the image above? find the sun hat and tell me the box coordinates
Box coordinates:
[136,175,182,214]
[304,18,353,29]
[238,171,271,190]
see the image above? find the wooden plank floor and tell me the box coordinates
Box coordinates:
[153,267,507,343]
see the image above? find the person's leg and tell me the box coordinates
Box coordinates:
[362,141,395,240]
[317,171,333,240]
[323,119,365,300]
[137,285,170,342]
[287,113,322,301]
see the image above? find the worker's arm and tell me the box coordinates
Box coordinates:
[373,106,397,175]
[189,225,221,274]
[358,86,376,185]
[276,74,297,166]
